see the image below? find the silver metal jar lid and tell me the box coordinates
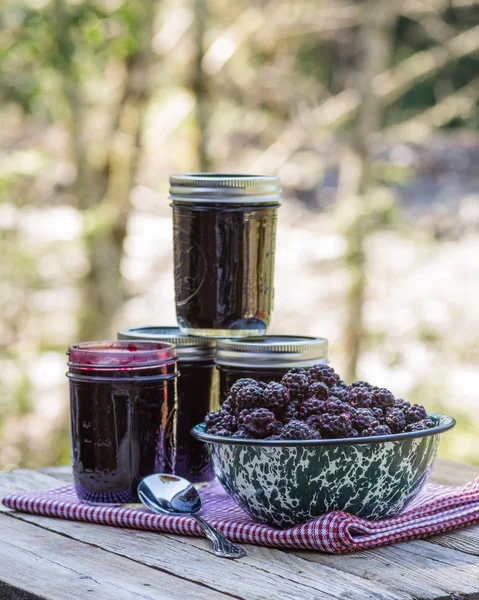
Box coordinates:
[169,173,282,205]
[215,335,329,368]
[117,326,216,362]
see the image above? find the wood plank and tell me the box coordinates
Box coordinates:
[431,459,479,487]
[4,512,405,600]
[3,460,479,600]
[0,470,65,511]
[38,457,479,488]
[426,526,479,557]
[293,538,479,599]
[37,466,73,482]
[0,469,407,600]
[0,513,233,600]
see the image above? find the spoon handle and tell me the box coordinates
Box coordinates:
[193,515,246,559]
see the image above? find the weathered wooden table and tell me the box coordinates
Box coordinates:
[0,460,479,600]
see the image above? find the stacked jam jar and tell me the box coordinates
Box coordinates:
[68,174,328,504]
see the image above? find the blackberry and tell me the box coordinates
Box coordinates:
[221,412,237,430]
[323,397,344,414]
[336,379,349,390]
[237,408,254,425]
[360,427,376,437]
[235,384,265,411]
[329,385,348,401]
[280,419,315,440]
[243,408,277,438]
[372,407,385,423]
[405,404,428,424]
[350,428,359,438]
[282,400,300,423]
[305,414,322,431]
[204,410,225,429]
[350,381,373,389]
[307,381,329,401]
[233,429,250,439]
[394,398,411,411]
[308,364,339,388]
[230,378,257,399]
[373,425,392,436]
[299,397,326,418]
[220,396,234,414]
[263,382,290,412]
[320,413,352,438]
[205,410,237,434]
[370,388,395,410]
[405,418,435,432]
[348,386,372,409]
[385,407,407,433]
[352,408,378,432]
[281,369,309,399]
[338,402,355,416]
[213,428,232,437]
[289,367,308,375]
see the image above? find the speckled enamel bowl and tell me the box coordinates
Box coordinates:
[191,413,455,527]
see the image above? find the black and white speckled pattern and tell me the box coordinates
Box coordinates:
[193,414,454,527]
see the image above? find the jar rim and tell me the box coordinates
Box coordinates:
[117,326,215,362]
[215,335,329,368]
[169,173,282,205]
[67,340,176,368]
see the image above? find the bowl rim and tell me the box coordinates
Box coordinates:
[191,412,456,446]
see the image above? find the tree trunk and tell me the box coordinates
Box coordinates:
[340,0,395,382]
[68,1,158,341]
[192,0,211,172]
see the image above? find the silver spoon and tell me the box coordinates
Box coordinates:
[137,474,246,559]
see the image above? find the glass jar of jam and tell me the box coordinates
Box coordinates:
[216,335,329,402]
[67,341,178,504]
[118,326,218,483]
[170,173,281,338]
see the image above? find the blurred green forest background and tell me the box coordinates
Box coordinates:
[1,0,479,469]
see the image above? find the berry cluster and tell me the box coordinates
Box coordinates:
[204,365,435,440]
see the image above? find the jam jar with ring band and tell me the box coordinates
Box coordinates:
[170,173,281,337]
[215,335,329,402]
[67,340,178,505]
[118,326,218,483]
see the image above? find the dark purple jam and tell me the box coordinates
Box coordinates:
[117,326,218,483]
[175,360,217,482]
[172,202,279,337]
[68,341,177,504]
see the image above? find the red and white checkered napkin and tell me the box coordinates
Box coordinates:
[4,478,479,554]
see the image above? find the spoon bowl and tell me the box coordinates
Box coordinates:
[138,474,202,515]
[138,474,246,559]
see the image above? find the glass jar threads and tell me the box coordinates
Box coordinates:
[118,326,218,483]
[216,335,329,402]
[170,173,281,338]
[67,341,178,504]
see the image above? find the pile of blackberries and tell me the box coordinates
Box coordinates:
[204,365,435,440]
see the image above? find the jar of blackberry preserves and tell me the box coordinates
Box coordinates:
[67,341,178,504]
[118,326,218,483]
[170,173,281,337]
[216,336,328,402]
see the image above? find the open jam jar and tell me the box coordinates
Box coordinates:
[216,335,329,402]
[170,174,281,338]
[118,326,218,483]
[67,341,178,504]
